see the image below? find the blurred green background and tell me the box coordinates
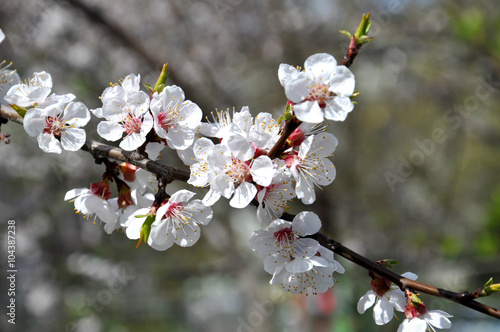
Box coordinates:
[1,0,500,331]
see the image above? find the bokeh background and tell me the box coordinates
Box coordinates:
[1,0,500,331]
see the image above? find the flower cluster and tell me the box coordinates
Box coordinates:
[398,289,453,332]
[1,22,462,330]
[188,107,339,219]
[4,71,90,153]
[357,267,453,331]
[64,165,156,235]
[3,52,352,291]
[249,211,344,295]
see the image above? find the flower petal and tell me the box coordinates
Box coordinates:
[295,171,316,205]
[64,102,90,126]
[324,97,354,121]
[97,121,124,141]
[373,297,394,325]
[250,156,274,187]
[357,290,376,314]
[148,221,175,251]
[425,310,453,329]
[230,181,257,208]
[293,100,324,124]
[248,229,276,255]
[120,132,146,151]
[329,65,355,96]
[174,222,201,247]
[285,257,313,273]
[292,211,322,236]
[401,272,418,281]
[188,200,213,224]
[37,133,62,154]
[305,53,337,82]
[64,188,89,201]
[226,134,254,161]
[61,127,86,151]
[387,289,406,312]
[202,188,221,206]
[169,189,196,203]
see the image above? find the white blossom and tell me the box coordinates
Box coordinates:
[93,74,152,151]
[0,61,20,104]
[397,310,453,332]
[23,100,90,154]
[188,137,215,188]
[65,183,116,228]
[398,289,453,332]
[285,132,338,204]
[5,71,52,108]
[357,272,418,325]
[203,134,275,208]
[279,53,355,123]
[149,190,213,251]
[249,211,344,295]
[256,171,296,226]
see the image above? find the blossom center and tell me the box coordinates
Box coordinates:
[123,111,143,134]
[308,83,334,108]
[165,202,183,219]
[284,153,303,176]
[273,226,294,245]
[157,111,175,132]
[226,158,252,184]
[44,116,67,138]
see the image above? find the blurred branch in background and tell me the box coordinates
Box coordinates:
[65,0,239,109]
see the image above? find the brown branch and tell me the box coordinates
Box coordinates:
[80,139,190,183]
[309,232,500,319]
[1,104,22,124]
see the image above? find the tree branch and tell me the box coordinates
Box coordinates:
[309,232,500,319]
[80,139,190,183]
